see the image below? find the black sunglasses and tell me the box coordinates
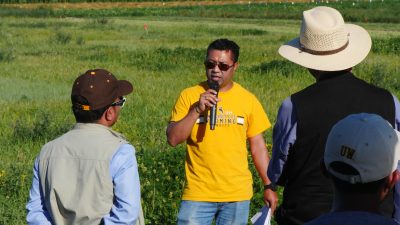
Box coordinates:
[204,61,234,71]
[111,96,126,108]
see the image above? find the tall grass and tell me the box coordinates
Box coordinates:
[0,5,399,225]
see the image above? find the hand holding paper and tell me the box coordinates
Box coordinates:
[250,205,271,225]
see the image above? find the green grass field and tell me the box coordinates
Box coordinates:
[0,1,399,224]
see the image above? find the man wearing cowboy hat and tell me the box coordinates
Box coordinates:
[267,6,400,225]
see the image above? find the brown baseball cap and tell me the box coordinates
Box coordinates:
[71,69,133,111]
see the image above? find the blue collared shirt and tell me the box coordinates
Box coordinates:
[26,143,140,225]
[268,94,400,222]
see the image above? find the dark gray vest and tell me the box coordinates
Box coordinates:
[277,73,395,225]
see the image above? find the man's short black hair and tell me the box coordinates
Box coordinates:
[71,95,109,123]
[207,39,240,62]
[329,161,387,194]
[331,176,387,194]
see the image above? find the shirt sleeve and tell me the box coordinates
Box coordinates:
[392,94,400,223]
[102,144,141,225]
[267,97,297,184]
[26,158,53,225]
[170,89,192,122]
[246,96,271,138]
[393,94,400,131]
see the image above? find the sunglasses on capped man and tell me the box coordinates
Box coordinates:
[111,96,126,108]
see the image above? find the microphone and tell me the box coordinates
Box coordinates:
[208,81,219,130]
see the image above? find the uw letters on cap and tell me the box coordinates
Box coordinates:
[340,146,355,159]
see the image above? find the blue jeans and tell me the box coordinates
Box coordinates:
[177,200,250,225]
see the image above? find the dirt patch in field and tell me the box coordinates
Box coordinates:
[3,0,309,10]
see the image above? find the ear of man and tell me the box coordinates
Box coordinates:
[105,107,115,121]
[97,106,119,127]
[233,62,239,71]
[386,170,400,189]
[380,170,400,201]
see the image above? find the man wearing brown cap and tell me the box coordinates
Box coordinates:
[267,6,400,225]
[26,69,142,225]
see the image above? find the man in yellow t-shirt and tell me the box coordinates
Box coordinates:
[166,39,278,225]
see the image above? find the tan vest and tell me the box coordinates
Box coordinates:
[38,123,128,225]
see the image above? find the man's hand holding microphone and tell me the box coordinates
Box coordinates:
[195,81,220,130]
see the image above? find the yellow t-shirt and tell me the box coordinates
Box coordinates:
[170,82,271,202]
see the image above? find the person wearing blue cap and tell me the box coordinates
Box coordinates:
[306,113,400,225]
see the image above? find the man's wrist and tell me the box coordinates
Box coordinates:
[264,183,277,192]
[194,104,201,114]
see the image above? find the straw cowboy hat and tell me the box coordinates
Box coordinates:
[278,6,371,71]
